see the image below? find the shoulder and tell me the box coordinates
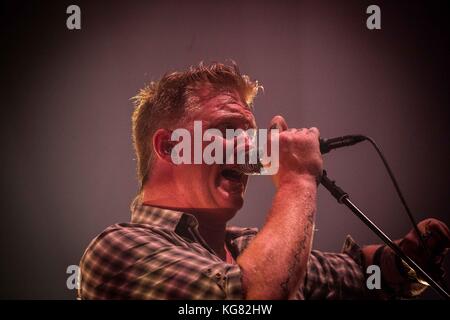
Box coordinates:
[83,222,172,252]
[225,225,259,254]
[78,222,177,299]
[80,222,177,268]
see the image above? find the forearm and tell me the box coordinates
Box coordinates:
[237,176,317,299]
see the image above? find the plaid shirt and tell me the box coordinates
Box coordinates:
[79,201,374,300]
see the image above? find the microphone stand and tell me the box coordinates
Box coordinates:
[320,170,450,300]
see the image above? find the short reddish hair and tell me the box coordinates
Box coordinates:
[131,62,261,189]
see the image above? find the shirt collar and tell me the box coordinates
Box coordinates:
[130,198,199,232]
[130,197,259,255]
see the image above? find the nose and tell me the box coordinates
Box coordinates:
[229,129,258,165]
[234,130,256,150]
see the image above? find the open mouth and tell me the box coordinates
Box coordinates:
[220,167,244,183]
[216,165,247,199]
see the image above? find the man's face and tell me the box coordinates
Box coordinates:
[171,91,257,220]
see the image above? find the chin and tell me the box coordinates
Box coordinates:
[225,196,244,211]
[216,193,244,217]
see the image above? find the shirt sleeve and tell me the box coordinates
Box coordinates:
[299,235,370,300]
[79,224,244,300]
[300,235,433,300]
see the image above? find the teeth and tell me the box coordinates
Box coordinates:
[235,163,262,175]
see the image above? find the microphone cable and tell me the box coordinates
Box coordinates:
[356,135,431,258]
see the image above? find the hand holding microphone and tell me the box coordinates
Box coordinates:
[268,115,323,189]
[237,115,366,177]
[240,115,450,299]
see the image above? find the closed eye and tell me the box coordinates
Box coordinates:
[217,122,239,133]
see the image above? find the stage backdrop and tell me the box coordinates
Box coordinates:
[1,0,449,299]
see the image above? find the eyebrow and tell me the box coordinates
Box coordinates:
[216,97,255,116]
[210,112,257,129]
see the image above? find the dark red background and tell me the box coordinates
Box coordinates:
[1,0,449,299]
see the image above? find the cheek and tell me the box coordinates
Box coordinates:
[222,138,237,162]
[197,164,217,183]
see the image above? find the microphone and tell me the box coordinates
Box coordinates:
[319,135,366,154]
[237,134,366,174]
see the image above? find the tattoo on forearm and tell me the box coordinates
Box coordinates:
[279,212,314,296]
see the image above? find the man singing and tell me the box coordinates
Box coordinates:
[78,62,449,299]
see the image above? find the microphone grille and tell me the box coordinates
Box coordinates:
[235,162,263,175]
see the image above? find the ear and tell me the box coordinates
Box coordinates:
[153,128,175,163]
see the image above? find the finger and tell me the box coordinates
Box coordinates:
[431,220,450,240]
[269,115,288,132]
[427,221,450,249]
[307,127,320,136]
[420,219,450,242]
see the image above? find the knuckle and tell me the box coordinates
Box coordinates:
[309,127,319,133]
[272,115,284,122]
[279,132,292,142]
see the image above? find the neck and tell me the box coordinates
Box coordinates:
[194,214,227,260]
[141,184,229,260]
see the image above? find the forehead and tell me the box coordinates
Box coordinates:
[191,91,256,127]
